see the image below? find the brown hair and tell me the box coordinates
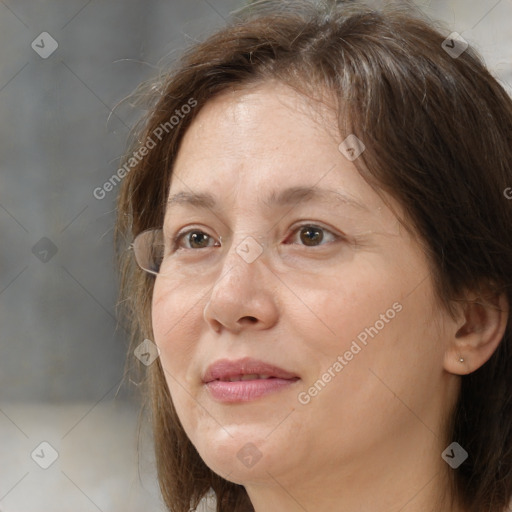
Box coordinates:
[115,1,512,511]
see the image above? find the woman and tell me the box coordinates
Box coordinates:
[116,1,512,511]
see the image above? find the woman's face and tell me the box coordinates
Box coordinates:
[151,82,459,495]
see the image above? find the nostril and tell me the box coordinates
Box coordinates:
[242,316,258,323]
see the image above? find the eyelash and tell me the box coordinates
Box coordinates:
[171,223,340,251]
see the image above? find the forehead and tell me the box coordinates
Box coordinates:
[166,81,399,229]
[173,81,340,173]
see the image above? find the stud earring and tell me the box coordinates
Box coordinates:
[459,357,465,363]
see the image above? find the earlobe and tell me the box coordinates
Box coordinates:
[443,291,509,376]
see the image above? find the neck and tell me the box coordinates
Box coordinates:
[244,429,464,512]
[246,471,462,512]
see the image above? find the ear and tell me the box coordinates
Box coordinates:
[443,290,509,375]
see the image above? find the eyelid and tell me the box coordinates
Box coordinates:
[173,226,219,250]
[285,222,341,245]
[172,222,342,250]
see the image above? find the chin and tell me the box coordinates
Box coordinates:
[202,451,274,486]
[190,425,282,483]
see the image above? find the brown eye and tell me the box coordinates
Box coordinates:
[175,230,216,250]
[300,226,324,246]
[289,224,337,247]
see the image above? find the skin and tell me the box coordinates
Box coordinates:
[151,81,508,512]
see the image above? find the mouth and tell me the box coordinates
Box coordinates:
[203,357,300,403]
[213,374,278,382]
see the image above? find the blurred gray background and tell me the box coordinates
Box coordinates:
[0,0,510,510]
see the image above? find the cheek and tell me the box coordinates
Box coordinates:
[295,257,437,396]
[151,278,203,378]
[299,264,398,350]
[335,278,441,409]
[292,286,439,448]
[151,281,205,435]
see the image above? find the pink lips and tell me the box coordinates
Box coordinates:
[203,357,300,403]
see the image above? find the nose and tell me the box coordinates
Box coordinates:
[203,234,279,334]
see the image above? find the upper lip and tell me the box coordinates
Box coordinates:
[202,357,299,383]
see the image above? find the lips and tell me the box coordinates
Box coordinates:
[202,357,299,402]
[202,357,299,383]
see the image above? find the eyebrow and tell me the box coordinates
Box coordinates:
[166,186,367,212]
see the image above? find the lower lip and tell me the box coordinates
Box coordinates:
[205,378,299,402]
